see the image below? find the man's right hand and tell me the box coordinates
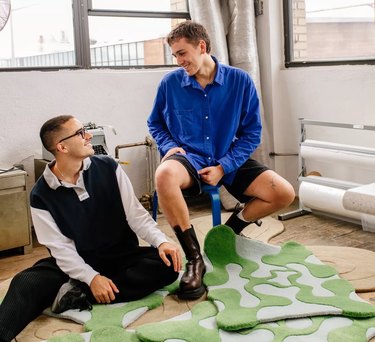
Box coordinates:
[161,147,186,162]
[90,274,119,304]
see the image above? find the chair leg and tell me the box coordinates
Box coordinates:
[152,191,158,221]
[203,186,221,226]
[152,185,222,226]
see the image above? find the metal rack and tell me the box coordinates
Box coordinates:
[278,118,375,221]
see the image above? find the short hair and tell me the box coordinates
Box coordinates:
[167,21,211,53]
[40,115,74,154]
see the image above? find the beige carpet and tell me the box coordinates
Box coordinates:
[1,215,375,341]
[309,245,375,293]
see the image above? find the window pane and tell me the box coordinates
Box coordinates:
[91,0,188,12]
[291,0,375,62]
[0,0,75,68]
[88,17,184,66]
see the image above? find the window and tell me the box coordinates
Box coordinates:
[0,0,189,70]
[284,0,375,66]
[0,0,75,68]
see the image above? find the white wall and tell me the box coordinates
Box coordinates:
[0,69,169,197]
[257,1,375,190]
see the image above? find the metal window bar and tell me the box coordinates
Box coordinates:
[283,0,375,67]
[0,0,190,70]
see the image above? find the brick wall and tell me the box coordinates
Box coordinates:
[292,0,308,60]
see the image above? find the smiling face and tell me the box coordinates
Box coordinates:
[170,37,207,76]
[55,118,94,159]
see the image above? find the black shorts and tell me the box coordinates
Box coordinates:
[164,154,269,203]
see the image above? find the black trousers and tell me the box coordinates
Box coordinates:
[0,247,178,342]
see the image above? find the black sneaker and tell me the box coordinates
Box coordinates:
[51,279,93,314]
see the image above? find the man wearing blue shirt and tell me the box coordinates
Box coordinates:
[148,21,295,300]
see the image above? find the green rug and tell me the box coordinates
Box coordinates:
[135,301,375,342]
[43,280,178,332]
[45,301,375,342]
[38,225,375,341]
[203,225,375,331]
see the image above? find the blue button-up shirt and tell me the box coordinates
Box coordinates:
[147,56,261,184]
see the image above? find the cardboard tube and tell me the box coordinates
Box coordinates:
[301,143,375,169]
[299,181,362,220]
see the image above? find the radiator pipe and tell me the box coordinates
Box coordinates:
[115,137,153,159]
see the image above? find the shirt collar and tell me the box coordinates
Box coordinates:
[43,157,91,190]
[181,55,224,88]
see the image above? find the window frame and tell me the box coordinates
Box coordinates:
[0,0,190,71]
[283,0,375,68]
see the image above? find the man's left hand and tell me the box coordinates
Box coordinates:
[158,242,182,272]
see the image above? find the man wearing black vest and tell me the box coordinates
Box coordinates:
[0,115,181,342]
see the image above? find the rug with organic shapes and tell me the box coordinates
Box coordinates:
[42,301,375,342]
[2,220,375,341]
[135,301,375,342]
[191,214,285,245]
[41,225,375,342]
[42,280,179,332]
[203,225,375,331]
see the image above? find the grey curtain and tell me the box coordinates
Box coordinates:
[188,0,272,209]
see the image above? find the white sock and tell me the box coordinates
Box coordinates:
[237,209,252,222]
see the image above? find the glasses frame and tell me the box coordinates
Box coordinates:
[58,127,87,143]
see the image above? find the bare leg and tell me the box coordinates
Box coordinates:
[154,160,205,299]
[155,160,195,230]
[225,170,295,234]
[241,170,295,221]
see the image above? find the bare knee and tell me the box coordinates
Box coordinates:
[155,160,193,194]
[155,164,178,192]
[273,181,295,209]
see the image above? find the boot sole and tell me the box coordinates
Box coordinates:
[177,285,206,300]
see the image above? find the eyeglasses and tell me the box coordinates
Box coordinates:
[58,127,87,143]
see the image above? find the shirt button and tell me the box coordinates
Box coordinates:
[204,94,207,97]
[206,137,210,140]
[208,157,211,160]
[205,116,208,119]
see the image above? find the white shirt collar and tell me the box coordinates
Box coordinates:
[43,157,91,201]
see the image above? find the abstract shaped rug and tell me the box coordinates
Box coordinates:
[191,214,284,245]
[135,301,375,342]
[3,223,375,341]
[43,301,375,342]
[43,280,178,332]
[203,225,375,331]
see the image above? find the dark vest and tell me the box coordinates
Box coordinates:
[30,156,139,272]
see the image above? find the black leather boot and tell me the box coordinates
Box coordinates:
[225,203,262,235]
[174,226,206,300]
